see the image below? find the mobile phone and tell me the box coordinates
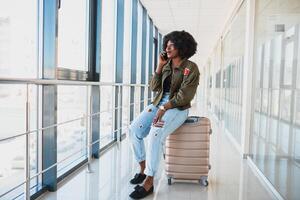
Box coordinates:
[161,51,168,60]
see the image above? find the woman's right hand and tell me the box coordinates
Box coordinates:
[156,52,169,74]
[159,51,169,66]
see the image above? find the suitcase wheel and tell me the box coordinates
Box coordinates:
[199,177,209,187]
[168,178,172,185]
[199,179,209,187]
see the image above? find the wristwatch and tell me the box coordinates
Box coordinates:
[159,105,166,112]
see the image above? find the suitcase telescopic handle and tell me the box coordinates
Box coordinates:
[184,116,201,123]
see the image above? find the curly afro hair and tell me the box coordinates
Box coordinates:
[163,30,197,59]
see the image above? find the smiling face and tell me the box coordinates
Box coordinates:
[165,40,179,59]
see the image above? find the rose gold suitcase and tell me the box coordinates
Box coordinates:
[165,116,212,186]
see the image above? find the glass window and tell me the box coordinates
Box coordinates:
[0,136,26,199]
[122,0,132,133]
[0,0,38,78]
[255,45,263,88]
[263,41,271,88]
[123,0,131,83]
[121,86,130,133]
[57,0,88,71]
[100,86,114,147]
[269,117,278,145]
[57,86,87,177]
[297,25,300,89]
[250,1,300,199]
[294,91,300,125]
[257,139,266,162]
[0,85,38,198]
[101,0,115,82]
[223,70,226,88]
[271,89,279,117]
[283,41,294,86]
[272,36,282,89]
[278,121,290,155]
[100,0,116,145]
[145,16,150,86]
[280,89,292,121]
[136,2,143,85]
[293,127,300,162]
[250,134,258,158]
[260,114,267,139]
[255,89,261,112]
[134,87,141,118]
[133,2,143,116]
[221,0,246,144]
[261,89,269,114]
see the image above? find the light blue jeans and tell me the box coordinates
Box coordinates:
[129,94,189,176]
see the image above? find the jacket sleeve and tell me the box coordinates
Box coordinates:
[169,67,200,107]
[149,72,162,92]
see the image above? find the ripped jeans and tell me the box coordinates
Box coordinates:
[129,94,189,176]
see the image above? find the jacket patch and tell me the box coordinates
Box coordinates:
[183,68,190,76]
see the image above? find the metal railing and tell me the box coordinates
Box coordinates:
[0,78,152,200]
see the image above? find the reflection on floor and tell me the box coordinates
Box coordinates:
[252,112,300,200]
[38,111,277,200]
[251,154,299,200]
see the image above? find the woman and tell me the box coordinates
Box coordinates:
[129,30,199,199]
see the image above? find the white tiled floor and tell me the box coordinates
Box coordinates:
[38,109,277,200]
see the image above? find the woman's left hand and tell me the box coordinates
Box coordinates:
[152,109,165,127]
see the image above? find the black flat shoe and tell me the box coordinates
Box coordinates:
[129,185,154,199]
[130,173,146,184]
[134,185,142,190]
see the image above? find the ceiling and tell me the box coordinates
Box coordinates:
[140,0,239,67]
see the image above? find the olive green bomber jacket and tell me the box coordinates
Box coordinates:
[149,59,200,110]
